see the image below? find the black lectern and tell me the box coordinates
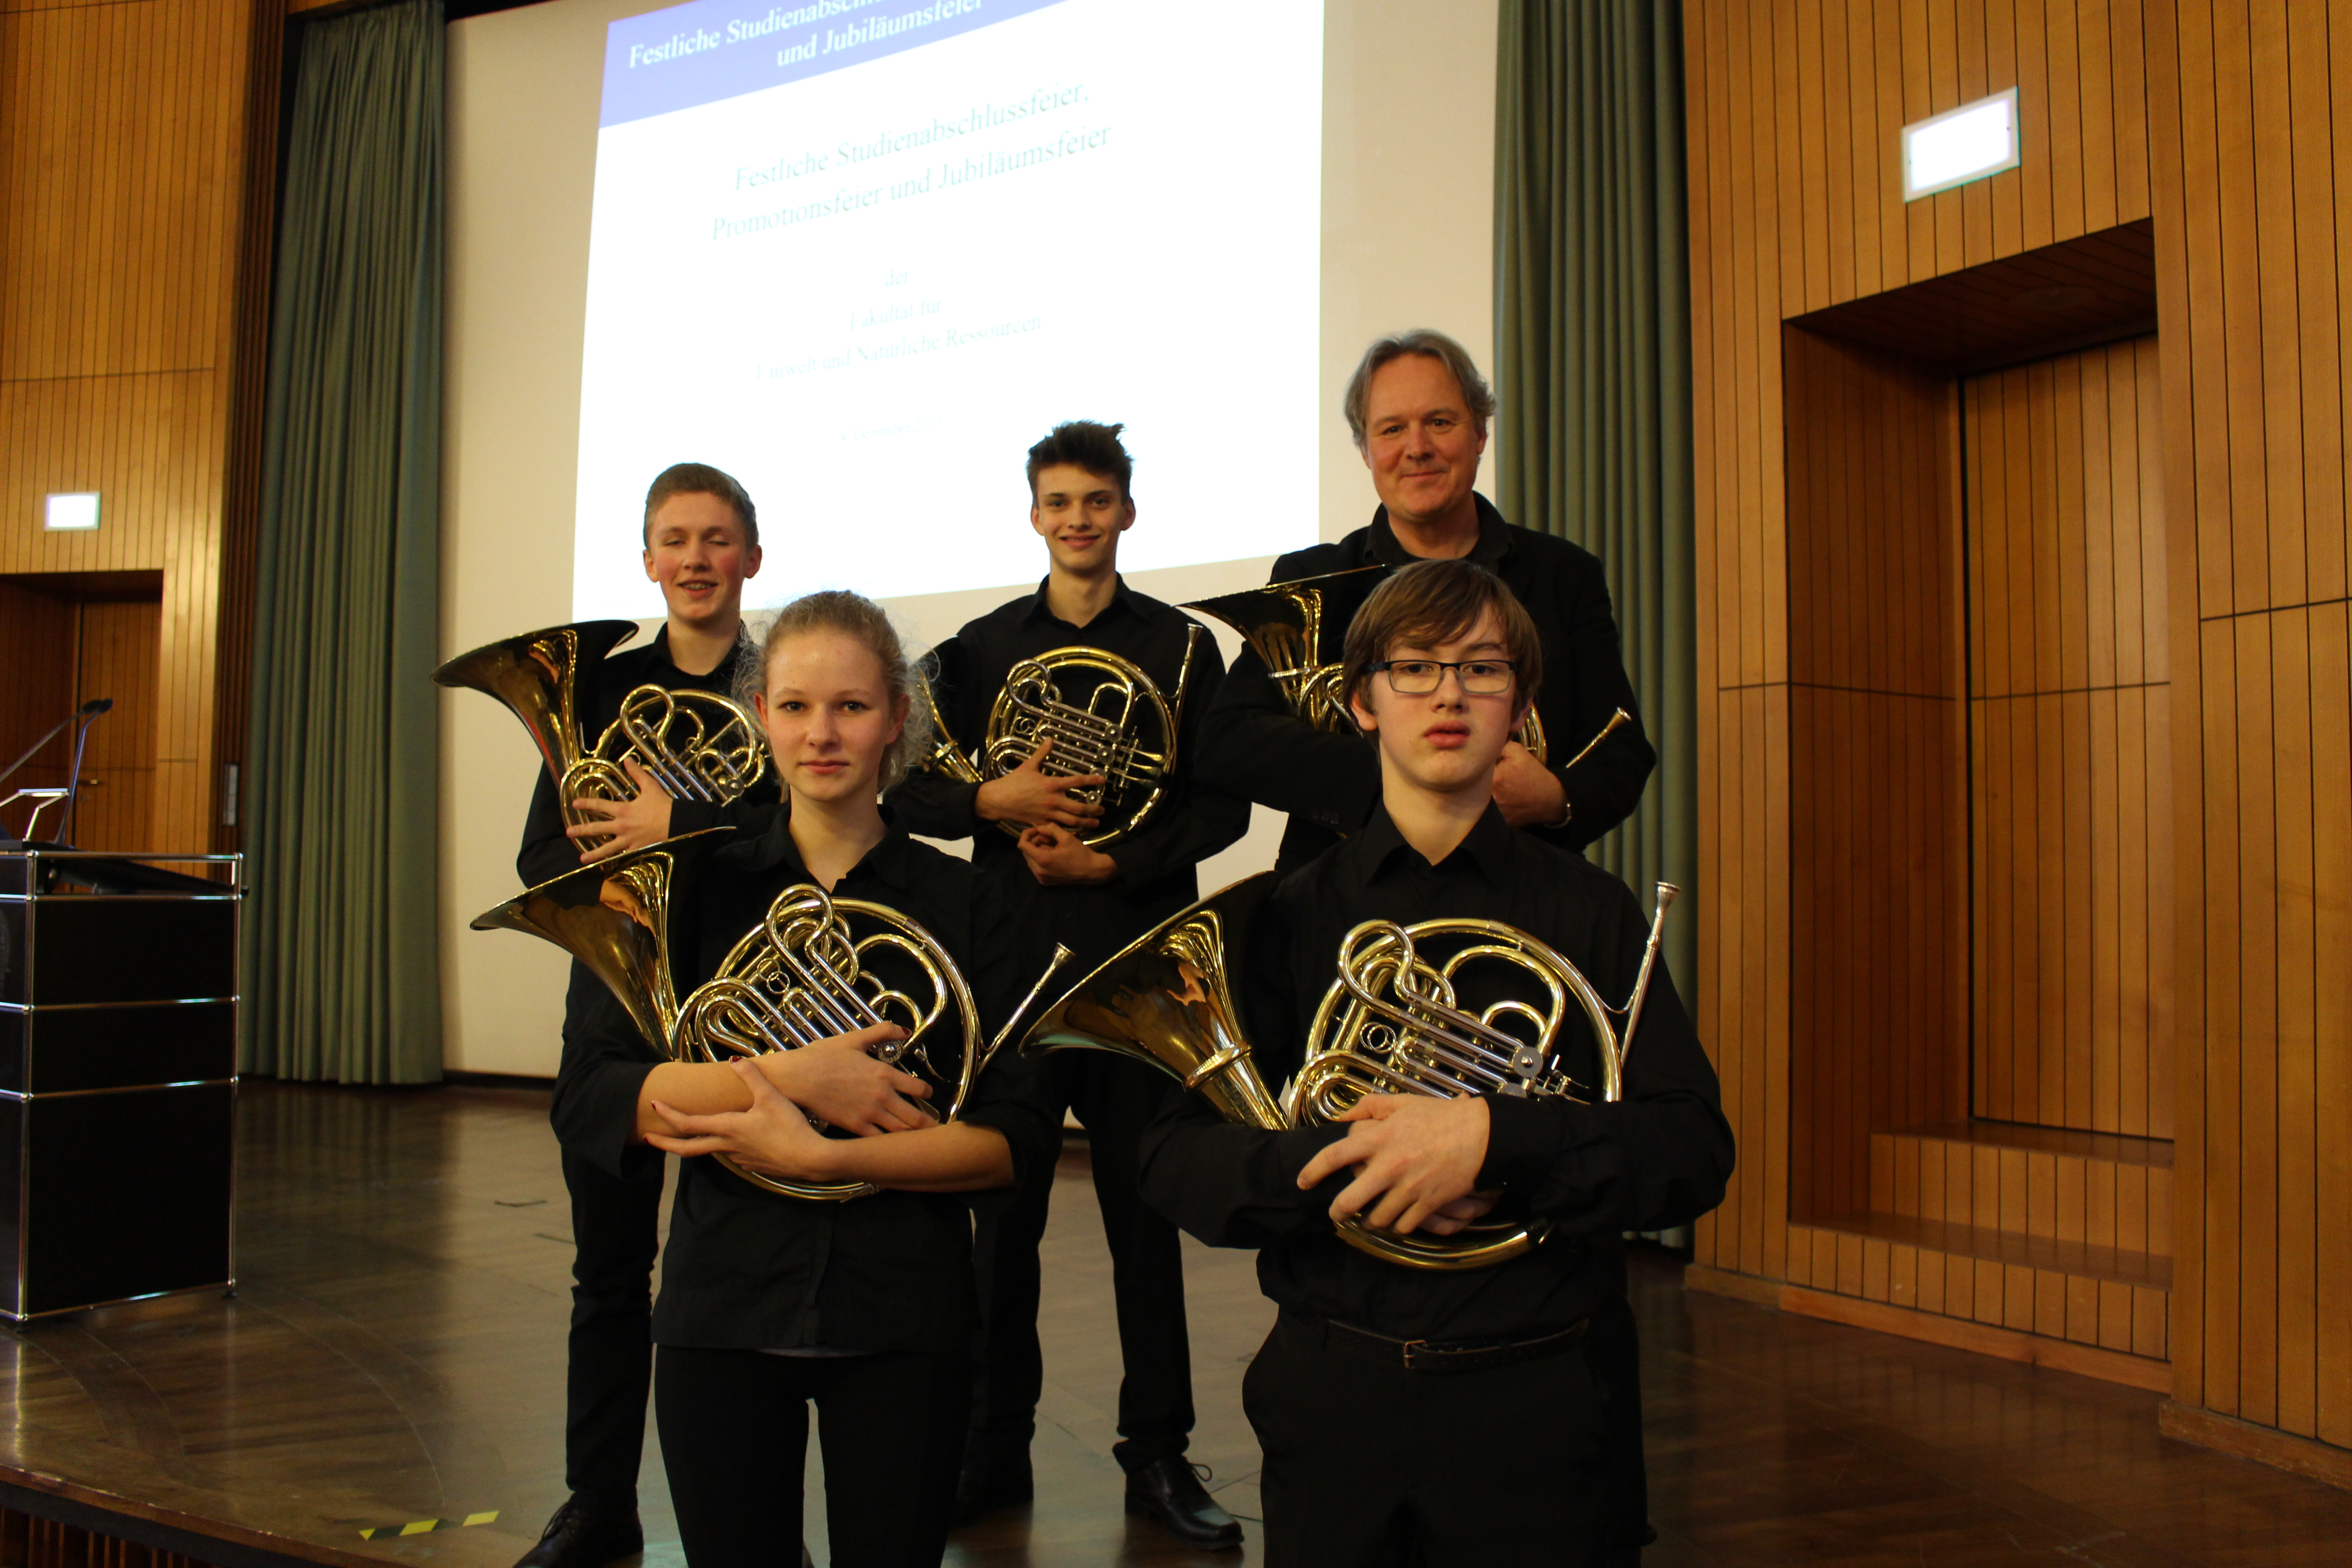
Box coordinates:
[0,848,241,1319]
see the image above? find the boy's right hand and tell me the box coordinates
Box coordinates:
[975,737,1107,830]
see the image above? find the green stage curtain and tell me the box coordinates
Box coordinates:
[1494,0,1697,995]
[243,0,443,1083]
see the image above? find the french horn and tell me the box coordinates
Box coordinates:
[1181,566,1616,764]
[1022,873,1678,1270]
[673,882,1070,1198]
[469,828,733,1060]
[1182,567,1382,735]
[474,838,1071,1202]
[920,626,1202,847]
[434,621,768,848]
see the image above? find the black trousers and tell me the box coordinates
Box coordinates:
[1240,1312,1625,1568]
[968,1052,1194,1471]
[563,1147,666,1514]
[1586,1293,1651,1556]
[654,1344,968,1568]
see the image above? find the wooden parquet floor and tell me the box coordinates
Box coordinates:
[1,1082,2347,1568]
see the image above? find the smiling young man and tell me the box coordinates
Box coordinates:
[512,461,775,1568]
[1198,328,1657,874]
[1142,560,1733,1568]
[887,421,1249,1548]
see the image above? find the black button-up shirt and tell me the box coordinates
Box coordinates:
[1137,803,1732,1341]
[887,578,1249,974]
[1196,495,1656,872]
[517,626,780,1029]
[551,807,1063,1353]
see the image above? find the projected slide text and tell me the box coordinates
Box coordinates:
[574,0,1323,616]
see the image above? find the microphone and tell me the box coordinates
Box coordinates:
[59,697,113,847]
[1,697,113,843]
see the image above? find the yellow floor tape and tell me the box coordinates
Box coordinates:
[359,1511,499,1539]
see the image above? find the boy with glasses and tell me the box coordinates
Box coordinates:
[1143,559,1733,1567]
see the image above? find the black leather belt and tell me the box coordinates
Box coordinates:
[1283,1307,1589,1375]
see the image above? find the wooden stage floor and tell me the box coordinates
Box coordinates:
[4,1082,2348,1568]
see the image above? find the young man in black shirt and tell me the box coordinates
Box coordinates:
[1142,560,1734,1567]
[1197,329,1656,874]
[514,462,773,1568]
[888,422,1249,1548]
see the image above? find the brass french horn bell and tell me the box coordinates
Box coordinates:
[1024,875,1680,1271]
[1024,874,1290,1133]
[1182,567,1384,735]
[469,826,740,1060]
[435,619,639,786]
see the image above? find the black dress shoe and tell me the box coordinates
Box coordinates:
[952,1447,1033,1524]
[514,1498,643,1568]
[1124,1456,1242,1550]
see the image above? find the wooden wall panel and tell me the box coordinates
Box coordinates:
[0,0,241,381]
[1687,0,2152,1286]
[1694,0,2352,1473]
[1965,337,2174,1139]
[2145,0,2352,1461]
[1768,0,2151,319]
[0,0,270,855]
[1782,326,1969,1224]
[1688,0,1790,1278]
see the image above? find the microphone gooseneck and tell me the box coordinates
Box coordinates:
[59,696,114,847]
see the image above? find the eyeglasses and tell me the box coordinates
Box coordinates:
[1366,659,1519,697]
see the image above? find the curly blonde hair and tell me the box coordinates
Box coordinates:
[749,590,936,793]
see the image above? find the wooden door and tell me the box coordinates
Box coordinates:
[70,597,161,851]
[0,582,77,838]
[0,576,161,849]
